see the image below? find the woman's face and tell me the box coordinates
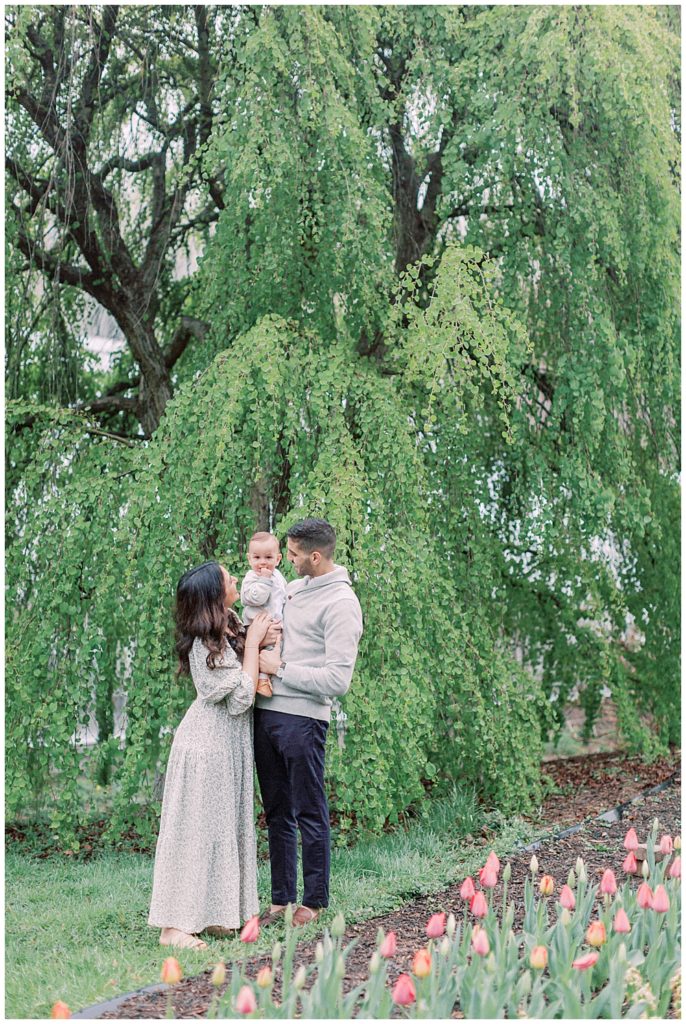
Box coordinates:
[221,566,240,608]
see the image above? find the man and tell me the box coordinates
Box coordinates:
[255,518,363,926]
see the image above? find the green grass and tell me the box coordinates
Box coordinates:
[6,787,538,1018]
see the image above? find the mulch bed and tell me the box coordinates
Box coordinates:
[97,752,681,1019]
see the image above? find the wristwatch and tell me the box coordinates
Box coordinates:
[275,660,286,679]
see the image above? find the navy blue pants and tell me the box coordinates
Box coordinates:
[254,708,330,909]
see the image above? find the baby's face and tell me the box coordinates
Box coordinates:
[247,540,282,572]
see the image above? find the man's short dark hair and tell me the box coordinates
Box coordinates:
[287,518,336,558]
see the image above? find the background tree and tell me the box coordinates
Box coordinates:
[6,5,679,845]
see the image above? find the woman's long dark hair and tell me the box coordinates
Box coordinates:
[175,561,245,676]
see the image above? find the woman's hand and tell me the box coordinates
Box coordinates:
[245,611,272,647]
[260,620,283,649]
[259,646,282,676]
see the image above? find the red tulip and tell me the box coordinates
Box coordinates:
[50,1003,71,1019]
[539,874,554,897]
[623,828,639,851]
[379,930,397,957]
[235,985,257,1015]
[530,945,548,970]
[586,920,607,948]
[471,926,490,956]
[669,856,681,879]
[412,948,432,978]
[559,884,576,910]
[600,869,617,895]
[479,865,498,889]
[161,957,183,985]
[572,952,599,970]
[486,850,500,873]
[425,912,446,938]
[240,916,260,943]
[652,885,670,913]
[613,908,631,933]
[470,891,488,918]
[622,850,638,873]
[392,974,416,1006]
[659,835,673,856]
[460,876,476,900]
[637,883,653,909]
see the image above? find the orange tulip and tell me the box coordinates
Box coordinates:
[161,957,183,985]
[412,948,432,978]
[211,962,226,988]
[392,974,416,1006]
[256,966,273,988]
[586,920,607,948]
[530,945,548,970]
[50,1003,71,1019]
[539,875,554,897]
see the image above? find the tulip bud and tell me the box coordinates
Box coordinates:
[617,942,627,963]
[637,882,653,909]
[240,916,260,943]
[674,835,681,851]
[613,908,631,934]
[586,920,607,948]
[529,854,539,875]
[440,937,451,957]
[576,858,587,884]
[559,884,575,910]
[161,957,183,985]
[539,874,554,897]
[446,912,456,938]
[470,891,488,918]
[486,850,500,872]
[293,966,307,991]
[471,926,490,957]
[50,1003,71,1019]
[412,948,432,978]
[669,856,681,879]
[530,945,548,970]
[642,859,650,879]
[460,877,476,901]
[652,817,660,834]
[315,942,324,963]
[235,985,257,1015]
[623,828,639,851]
[623,851,638,874]
[659,835,673,856]
[567,868,576,888]
[256,966,273,989]
[271,941,282,963]
[502,862,511,882]
[652,885,670,913]
[425,912,446,938]
[560,907,572,926]
[211,962,226,988]
[600,869,617,895]
[331,912,346,937]
[392,974,416,1006]
[369,952,381,975]
[380,930,397,958]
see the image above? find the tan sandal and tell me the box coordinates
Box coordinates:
[292,905,321,927]
[203,925,237,938]
[160,927,208,950]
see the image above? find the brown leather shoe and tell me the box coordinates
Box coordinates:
[292,905,321,927]
[258,905,286,927]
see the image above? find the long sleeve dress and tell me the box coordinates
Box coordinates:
[148,637,259,933]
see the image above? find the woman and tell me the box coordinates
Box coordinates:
[148,560,277,949]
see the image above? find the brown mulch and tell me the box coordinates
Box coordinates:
[98,753,681,1019]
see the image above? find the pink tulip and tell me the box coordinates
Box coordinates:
[624,828,639,851]
[600,869,617,895]
[460,877,476,900]
[412,948,432,978]
[425,913,446,939]
[392,974,416,1006]
[669,856,681,879]
[50,1003,71,1019]
[479,865,499,889]
[470,891,488,918]
[379,930,397,957]
[161,957,183,985]
[559,884,576,910]
[486,850,500,873]
[659,835,673,856]
[240,916,260,943]
[622,850,638,873]
[530,945,548,970]
[637,882,653,909]
[235,985,257,1015]
[573,952,599,970]
[652,885,670,913]
[471,926,490,956]
[613,908,631,933]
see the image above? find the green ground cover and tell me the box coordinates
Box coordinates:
[6,788,536,1018]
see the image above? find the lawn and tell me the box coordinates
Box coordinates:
[6,787,536,1018]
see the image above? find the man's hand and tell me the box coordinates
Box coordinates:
[260,620,283,648]
[259,647,282,675]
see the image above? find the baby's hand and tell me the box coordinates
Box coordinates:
[257,567,274,578]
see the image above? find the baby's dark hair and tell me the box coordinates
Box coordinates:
[287,518,336,558]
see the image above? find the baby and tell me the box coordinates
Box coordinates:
[240,531,287,697]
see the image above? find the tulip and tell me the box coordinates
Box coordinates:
[460,876,476,900]
[439,937,451,957]
[613,908,631,934]
[600,869,617,895]
[586,920,607,948]
[235,985,257,1015]
[539,874,554,897]
[669,856,681,879]
[379,930,397,957]
[256,966,273,989]
[470,891,488,918]
[641,859,650,879]
[412,948,432,978]
[623,850,638,873]
[293,966,307,991]
[446,912,456,938]
[576,858,587,884]
[502,862,511,882]
[573,952,599,970]
[659,835,673,856]
[479,865,498,889]
[486,850,500,872]
[331,912,346,937]
[426,912,446,938]
[674,835,681,851]
[529,854,539,874]
[392,974,416,1006]
[652,885,670,913]
[530,945,548,970]
[369,953,381,975]
[211,962,226,988]
[471,926,490,957]
[559,884,576,910]
[560,907,572,926]
[271,941,282,963]
[637,882,653,909]
[161,957,183,985]
[567,868,576,889]
[50,1003,71,1019]
[240,916,260,943]
[624,828,639,851]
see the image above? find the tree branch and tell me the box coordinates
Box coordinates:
[164,316,209,368]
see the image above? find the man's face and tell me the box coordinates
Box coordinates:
[247,540,282,573]
[287,538,317,578]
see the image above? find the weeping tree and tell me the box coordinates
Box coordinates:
[6,5,679,845]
